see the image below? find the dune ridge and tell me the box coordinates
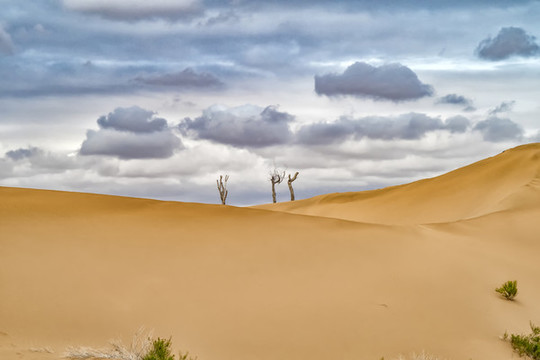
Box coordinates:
[256,142,540,225]
[1,143,540,360]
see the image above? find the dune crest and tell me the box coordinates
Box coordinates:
[256,143,540,225]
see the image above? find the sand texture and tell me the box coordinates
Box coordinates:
[1,143,540,360]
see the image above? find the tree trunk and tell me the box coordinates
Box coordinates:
[288,181,295,201]
[287,172,299,201]
[217,175,229,205]
[269,169,285,204]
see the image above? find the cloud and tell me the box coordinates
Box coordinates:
[444,116,471,133]
[180,104,294,148]
[488,100,515,116]
[437,94,476,111]
[199,10,240,26]
[314,62,434,102]
[296,113,469,145]
[0,26,14,55]
[97,106,168,133]
[5,147,41,161]
[61,0,203,21]
[437,93,473,106]
[80,130,182,159]
[473,117,523,142]
[4,146,78,173]
[135,68,224,88]
[80,106,182,159]
[476,27,540,61]
[295,119,354,145]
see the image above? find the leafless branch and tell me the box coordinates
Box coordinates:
[216,175,229,205]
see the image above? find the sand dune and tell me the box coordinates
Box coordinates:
[1,143,540,360]
[256,143,540,225]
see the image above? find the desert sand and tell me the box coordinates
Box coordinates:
[1,143,539,360]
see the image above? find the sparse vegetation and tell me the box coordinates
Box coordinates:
[216,175,229,205]
[142,338,174,360]
[504,322,540,359]
[64,329,151,360]
[496,280,518,300]
[29,346,55,353]
[269,169,285,203]
[64,329,196,360]
[394,352,443,360]
[287,171,299,201]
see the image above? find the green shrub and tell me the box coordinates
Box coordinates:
[142,338,175,360]
[506,322,540,359]
[496,280,518,300]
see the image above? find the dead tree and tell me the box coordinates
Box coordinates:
[287,172,299,201]
[269,169,285,203]
[216,175,229,205]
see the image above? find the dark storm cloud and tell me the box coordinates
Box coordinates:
[0,26,14,55]
[97,106,168,133]
[476,27,540,61]
[474,117,523,142]
[180,105,294,148]
[314,62,434,102]
[80,106,182,159]
[296,113,468,145]
[135,68,224,88]
[61,0,203,22]
[488,101,515,116]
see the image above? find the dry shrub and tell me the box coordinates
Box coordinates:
[64,328,153,360]
[394,351,444,360]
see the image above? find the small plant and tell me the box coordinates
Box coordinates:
[64,329,197,360]
[496,280,518,300]
[506,322,540,359]
[142,338,174,360]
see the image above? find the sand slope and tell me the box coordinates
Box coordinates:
[1,143,540,360]
[256,143,540,225]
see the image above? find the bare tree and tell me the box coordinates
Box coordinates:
[269,169,285,203]
[216,175,229,205]
[287,172,299,201]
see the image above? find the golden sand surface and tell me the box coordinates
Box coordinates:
[1,143,539,360]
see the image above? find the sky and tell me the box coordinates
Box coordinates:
[1,0,539,206]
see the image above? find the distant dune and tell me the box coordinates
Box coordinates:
[1,143,539,360]
[256,142,540,225]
